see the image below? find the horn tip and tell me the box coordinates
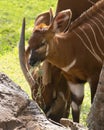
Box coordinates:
[23,17,25,26]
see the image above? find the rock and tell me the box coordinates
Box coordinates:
[0,73,87,130]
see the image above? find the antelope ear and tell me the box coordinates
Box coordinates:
[35,10,53,26]
[50,9,72,33]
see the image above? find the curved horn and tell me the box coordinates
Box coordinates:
[49,8,53,23]
[19,18,35,87]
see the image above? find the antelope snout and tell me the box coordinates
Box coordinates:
[29,51,42,66]
[29,58,36,66]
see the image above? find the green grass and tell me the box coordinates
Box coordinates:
[0,0,90,126]
[0,0,57,55]
[0,47,31,96]
[80,83,91,125]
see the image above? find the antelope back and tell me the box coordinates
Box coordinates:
[68,0,104,63]
[56,0,100,21]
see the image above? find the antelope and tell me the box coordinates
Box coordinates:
[19,11,71,122]
[27,0,104,120]
[20,10,85,122]
[19,0,102,123]
[27,0,104,86]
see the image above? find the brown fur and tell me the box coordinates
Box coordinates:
[28,0,104,121]
[56,0,99,21]
[55,0,99,32]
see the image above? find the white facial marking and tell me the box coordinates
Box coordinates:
[67,82,84,98]
[62,59,76,72]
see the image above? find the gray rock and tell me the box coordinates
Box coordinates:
[0,73,87,130]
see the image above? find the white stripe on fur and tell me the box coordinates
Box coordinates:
[62,59,76,72]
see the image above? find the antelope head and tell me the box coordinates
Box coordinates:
[28,9,72,66]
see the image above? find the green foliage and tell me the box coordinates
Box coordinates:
[0,0,90,126]
[0,0,57,55]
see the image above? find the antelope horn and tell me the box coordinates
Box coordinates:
[19,18,35,87]
[49,8,53,23]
